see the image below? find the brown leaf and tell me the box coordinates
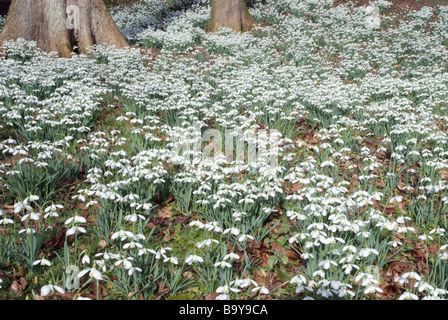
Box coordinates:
[205,293,220,300]
[397,202,407,215]
[36,292,76,300]
[152,281,170,300]
[99,239,107,249]
[158,206,173,219]
[429,243,439,255]
[9,277,26,298]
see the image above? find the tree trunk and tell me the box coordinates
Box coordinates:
[0,0,128,58]
[208,0,256,32]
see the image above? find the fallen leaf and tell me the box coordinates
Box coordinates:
[205,293,220,300]
[158,206,173,219]
[99,239,107,249]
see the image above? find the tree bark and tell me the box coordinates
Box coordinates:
[0,0,128,58]
[208,0,256,32]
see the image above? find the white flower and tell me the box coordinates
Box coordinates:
[214,261,232,268]
[313,270,325,278]
[78,268,103,280]
[418,234,433,241]
[223,253,239,261]
[196,239,219,248]
[41,284,65,296]
[230,278,257,288]
[319,260,337,270]
[223,227,240,236]
[364,286,383,294]
[185,255,204,265]
[163,256,179,265]
[82,255,90,265]
[111,230,134,241]
[358,248,379,258]
[402,272,421,281]
[21,212,41,221]
[399,292,419,300]
[216,285,240,294]
[33,259,51,266]
[252,285,269,295]
[237,234,254,242]
[290,275,307,285]
[65,216,87,225]
[66,226,86,236]
[123,241,143,249]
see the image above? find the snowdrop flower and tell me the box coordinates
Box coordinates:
[115,257,134,269]
[342,264,360,274]
[124,213,146,223]
[237,234,254,242]
[290,275,307,285]
[41,284,65,296]
[111,230,134,241]
[342,245,357,253]
[388,240,402,247]
[417,282,434,292]
[27,195,39,202]
[418,234,433,241]
[21,212,41,221]
[185,255,204,265]
[19,228,35,234]
[123,241,143,249]
[389,196,403,203]
[395,275,409,285]
[67,226,86,236]
[196,239,219,248]
[402,272,421,281]
[216,285,240,294]
[65,216,87,225]
[364,286,383,294]
[223,227,240,236]
[358,248,379,258]
[163,256,179,265]
[223,253,239,261]
[44,204,63,213]
[78,268,103,280]
[396,216,411,224]
[216,294,229,300]
[438,252,448,260]
[429,228,446,236]
[33,259,51,266]
[44,211,59,219]
[148,247,171,259]
[127,266,142,275]
[399,292,419,300]
[189,221,205,228]
[313,270,325,278]
[252,285,269,295]
[0,218,14,225]
[230,278,257,289]
[82,255,90,265]
[319,260,337,270]
[214,261,232,269]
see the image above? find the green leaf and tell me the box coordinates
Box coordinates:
[275,266,290,283]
